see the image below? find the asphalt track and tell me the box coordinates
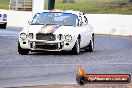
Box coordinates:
[0,27,132,87]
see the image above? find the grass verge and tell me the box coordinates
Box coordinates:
[0,0,132,15]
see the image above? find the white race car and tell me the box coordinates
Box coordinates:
[0,12,7,29]
[18,10,94,55]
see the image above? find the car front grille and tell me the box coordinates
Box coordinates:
[35,42,59,50]
[36,34,56,41]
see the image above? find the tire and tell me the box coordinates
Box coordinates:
[85,35,94,52]
[71,38,80,55]
[18,42,29,55]
[0,23,7,29]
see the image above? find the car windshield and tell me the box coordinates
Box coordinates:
[31,12,77,26]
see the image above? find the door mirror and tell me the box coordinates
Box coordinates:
[28,21,31,24]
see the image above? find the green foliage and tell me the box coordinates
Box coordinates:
[0,0,132,14]
[0,0,9,9]
[55,2,132,14]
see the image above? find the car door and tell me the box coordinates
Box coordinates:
[77,15,88,48]
[82,14,92,46]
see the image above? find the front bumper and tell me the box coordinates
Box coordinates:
[19,36,76,51]
[29,40,64,51]
[0,21,7,24]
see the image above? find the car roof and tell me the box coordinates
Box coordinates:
[37,10,83,16]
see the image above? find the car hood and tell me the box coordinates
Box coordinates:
[54,26,76,35]
[22,25,76,35]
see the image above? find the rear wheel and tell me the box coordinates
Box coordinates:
[71,38,80,55]
[18,42,29,55]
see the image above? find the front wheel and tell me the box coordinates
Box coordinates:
[85,35,94,52]
[18,42,29,55]
[71,38,80,55]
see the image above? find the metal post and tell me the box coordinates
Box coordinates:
[48,0,55,10]
[24,0,25,11]
[15,0,18,10]
[46,0,48,10]
[9,0,11,10]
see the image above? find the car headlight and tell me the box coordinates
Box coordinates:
[20,33,27,40]
[3,14,7,18]
[65,35,72,42]
[57,34,64,41]
[28,33,33,39]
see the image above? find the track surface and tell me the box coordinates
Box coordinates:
[0,27,132,87]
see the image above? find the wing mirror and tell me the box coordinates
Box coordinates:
[28,21,32,24]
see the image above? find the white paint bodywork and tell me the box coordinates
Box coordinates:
[19,10,94,52]
[0,12,7,24]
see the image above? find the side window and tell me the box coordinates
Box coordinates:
[78,15,83,26]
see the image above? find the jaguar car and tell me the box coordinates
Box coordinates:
[0,11,7,29]
[18,10,94,55]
